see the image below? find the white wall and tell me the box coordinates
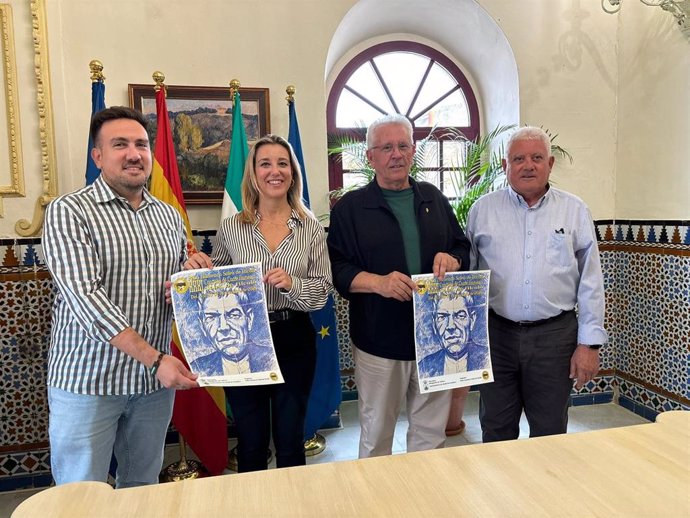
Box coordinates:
[481,1,620,219]
[0,0,686,237]
[615,3,690,219]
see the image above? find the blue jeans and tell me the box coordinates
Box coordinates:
[48,386,174,488]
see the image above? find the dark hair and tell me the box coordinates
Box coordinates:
[89,106,148,146]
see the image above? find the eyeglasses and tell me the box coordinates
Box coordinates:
[369,143,413,154]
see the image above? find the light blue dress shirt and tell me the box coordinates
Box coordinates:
[466,185,608,345]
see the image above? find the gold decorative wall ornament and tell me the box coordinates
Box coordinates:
[0,4,25,218]
[15,0,58,236]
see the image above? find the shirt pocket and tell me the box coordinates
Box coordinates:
[546,232,574,267]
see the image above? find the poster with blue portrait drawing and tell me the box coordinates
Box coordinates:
[170,262,284,387]
[412,270,493,394]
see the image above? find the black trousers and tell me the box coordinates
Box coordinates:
[224,311,316,472]
[479,311,578,443]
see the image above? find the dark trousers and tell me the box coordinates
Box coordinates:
[225,311,316,473]
[479,311,578,443]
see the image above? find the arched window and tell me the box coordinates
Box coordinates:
[326,41,480,198]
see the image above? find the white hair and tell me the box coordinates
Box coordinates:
[366,114,413,149]
[506,126,551,157]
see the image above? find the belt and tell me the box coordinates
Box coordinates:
[268,308,300,323]
[489,308,574,327]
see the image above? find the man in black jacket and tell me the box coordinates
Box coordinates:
[327,114,470,458]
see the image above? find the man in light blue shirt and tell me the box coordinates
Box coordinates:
[466,126,607,442]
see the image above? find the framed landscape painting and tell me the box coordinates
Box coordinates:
[128,84,270,204]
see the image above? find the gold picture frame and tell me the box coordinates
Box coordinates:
[0,3,25,214]
[129,84,270,204]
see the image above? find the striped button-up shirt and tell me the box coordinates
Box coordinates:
[43,176,187,395]
[212,210,332,312]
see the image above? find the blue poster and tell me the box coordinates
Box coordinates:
[412,270,493,393]
[171,263,284,387]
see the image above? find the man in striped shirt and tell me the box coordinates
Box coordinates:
[42,106,198,488]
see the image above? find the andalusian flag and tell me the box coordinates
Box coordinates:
[220,91,249,220]
[85,78,106,185]
[150,86,228,476]
[287,97,342,440]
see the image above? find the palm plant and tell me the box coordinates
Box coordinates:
[327,125,571,229]
[326,131,437,200]
[435,125,513,229]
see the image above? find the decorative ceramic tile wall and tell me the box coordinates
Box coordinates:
[0,239,54,490]
[598,220,690,418]
[1,221,687,491]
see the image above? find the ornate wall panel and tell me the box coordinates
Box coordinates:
[0,3,25,218]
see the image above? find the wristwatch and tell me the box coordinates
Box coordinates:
[585,344,602,350]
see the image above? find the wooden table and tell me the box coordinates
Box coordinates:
[13,411,689,517]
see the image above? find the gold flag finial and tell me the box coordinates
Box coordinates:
[152,71,166,94]
[229,79,241,101]
[286,85,296,104]
[89,60,105,82]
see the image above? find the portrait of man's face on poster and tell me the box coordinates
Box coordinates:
[186,284,278,377]
[417,285,490,379]
[433,294,476,359]
[201,290,254,361]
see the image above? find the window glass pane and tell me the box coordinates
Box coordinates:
[346,64,395,116]
[418,169,440,188]
[442,140,467,169]
[414,89,470,127]
[410,63,457,117]
[343,171,367,189]
[373,52,430,115]
[442,172,463,198]
[336,89,387,128]
[415,140,438,168]
[341,143,367,170]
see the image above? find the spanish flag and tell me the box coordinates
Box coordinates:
[150,85,228,476]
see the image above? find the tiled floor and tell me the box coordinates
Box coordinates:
[1,393,649,517]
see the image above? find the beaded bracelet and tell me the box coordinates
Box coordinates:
[150,352,165,376]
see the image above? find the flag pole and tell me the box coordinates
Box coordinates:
[85,60,106,185]
[150,71,205,482]
[229,78,240,100]
[226,79,239,475]
[287,85,328,457]
[223,78,274,471]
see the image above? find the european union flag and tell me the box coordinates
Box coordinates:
[288,96,341,439]
[288,98,310,207]
[85,79,106,185]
